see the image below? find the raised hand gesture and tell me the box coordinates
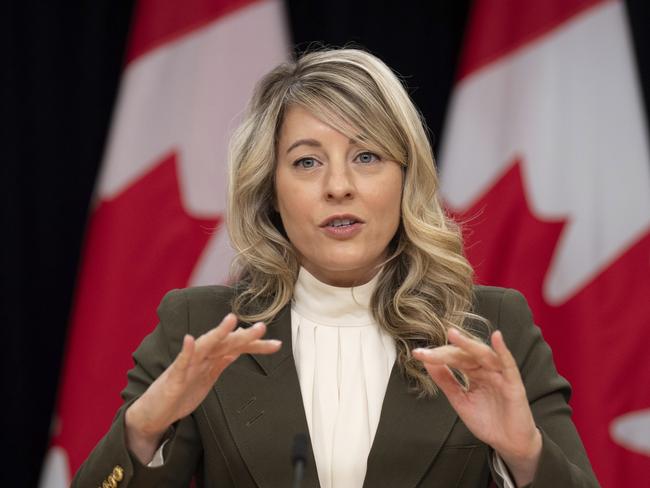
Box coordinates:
[125,313,281,463]
[413,328,542,486]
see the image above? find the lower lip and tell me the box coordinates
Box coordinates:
[321,222,364,239]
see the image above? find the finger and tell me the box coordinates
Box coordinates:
[490,330,520,381]
[197,313,239,350]
[413,346,482,372]
[205,337,280,367]
[195,314,243,359]
[218,322,269,355]
[172,334,195,375]
[414,348,498,385]
[447,328,502,371]
[240,338,283,355]
[423,363,467,405]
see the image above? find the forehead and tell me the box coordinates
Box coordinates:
[277,105,362,147]
[280,105,332,135]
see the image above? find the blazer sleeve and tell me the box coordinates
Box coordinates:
[490,288,601,488]
[71,289,203,488]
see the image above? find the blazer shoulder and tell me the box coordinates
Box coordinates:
[159,284,234,309]
[157,285,237,337]
[473,285,528,315]
[472,285,508,323]
[472,285,534,331]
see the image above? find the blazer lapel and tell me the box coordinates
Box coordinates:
[363,365,459,488]
[212,304,321,488]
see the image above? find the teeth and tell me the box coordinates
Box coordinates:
[329,218,355,227]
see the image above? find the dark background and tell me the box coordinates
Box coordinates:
[2,1,649,485]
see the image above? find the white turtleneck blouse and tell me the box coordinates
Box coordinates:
[289,267,514,488]
[291,267,396,488]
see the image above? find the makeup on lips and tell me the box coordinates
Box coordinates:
[319,214,365,239]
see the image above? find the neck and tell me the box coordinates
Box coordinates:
[293,266,379,324]
[300,263,382,287]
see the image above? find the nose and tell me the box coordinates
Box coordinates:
[324,160,355,201]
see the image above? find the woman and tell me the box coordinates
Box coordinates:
[72,48,600,487]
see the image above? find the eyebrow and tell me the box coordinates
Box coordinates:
[286,137,360,154]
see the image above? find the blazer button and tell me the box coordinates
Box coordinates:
[112,465,124,481]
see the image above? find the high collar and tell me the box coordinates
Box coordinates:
[292,267,380,326]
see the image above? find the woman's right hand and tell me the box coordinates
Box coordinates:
[124,313,282,463]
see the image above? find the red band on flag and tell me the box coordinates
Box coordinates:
[448,162,650,485]
[42,0,288,484]
[457,0,608,80]
[126,0,260,64]
[53,155,219,472]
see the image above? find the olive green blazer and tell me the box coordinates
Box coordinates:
[72,286,600,488]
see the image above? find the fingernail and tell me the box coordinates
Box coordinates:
[270,340,282,346]
[253,322,264,330]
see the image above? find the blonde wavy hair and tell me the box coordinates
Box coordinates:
[227,47,487,396]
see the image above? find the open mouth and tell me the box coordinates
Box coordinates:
[326,218,358,228]
[319,215,365,238]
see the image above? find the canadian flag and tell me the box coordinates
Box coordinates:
[440,0,650,486]
[39,1,288,485]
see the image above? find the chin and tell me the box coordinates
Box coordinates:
[320,254,380,273]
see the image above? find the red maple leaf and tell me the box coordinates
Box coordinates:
[53,153,220,473]
[448,160,650,486]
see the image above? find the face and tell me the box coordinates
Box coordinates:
[274,105,403,287]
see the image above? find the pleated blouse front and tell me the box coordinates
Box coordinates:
[290,267,397,488]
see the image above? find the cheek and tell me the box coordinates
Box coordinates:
[275,186,313,238]
[280,204,310,234]
[370,173,403,232]
[382,197,402,238]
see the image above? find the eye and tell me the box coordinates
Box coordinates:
[293,157,320,169]
[356,151,380,164]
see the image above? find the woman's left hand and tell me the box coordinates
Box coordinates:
[412,328,542,486]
